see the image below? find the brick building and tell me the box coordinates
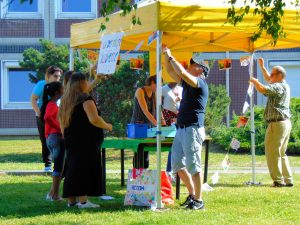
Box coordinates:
[0,0,299,135]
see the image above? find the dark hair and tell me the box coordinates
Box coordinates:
[47,66,63,75]
[190,58,196,65]
[145,75,157,86]
[40,81,63,123]
[69,72,87,84]
[45,66,63,81]
[63,71,74,86]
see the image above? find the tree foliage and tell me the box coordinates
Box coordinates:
[20,39,90,83]
[227,0,300,45]
[205,84,231,133]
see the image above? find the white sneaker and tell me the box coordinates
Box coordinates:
[44,166,52,172]
[77,201,100,209]
[46,193,63,202]
[46,193,52,201]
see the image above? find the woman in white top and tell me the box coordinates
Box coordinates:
[162,82,183,173]
[162,82,182,124]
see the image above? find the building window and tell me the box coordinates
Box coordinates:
[0,0,43,19]
[55,0,97,19]
[269,60,300,97]
[1,61,35,109]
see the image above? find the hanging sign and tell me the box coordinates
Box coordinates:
[240,56,251,66]
[237,116,249,128]
[221,154,231,171]
[130,58,144,70]
[218,58,232,70]
[230,138,241,150]
[97,32,124,74]
[87,50,99,64]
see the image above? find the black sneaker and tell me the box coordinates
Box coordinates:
[180,195,194,207]
[187,199,205,210]
[271,182,285,187]
[285,183,294,187]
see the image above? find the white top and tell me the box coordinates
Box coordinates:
[162,84,183,113]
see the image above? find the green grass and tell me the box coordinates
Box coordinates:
[0,174,299,225]
[0,137,300,224]
[1,137,300,171]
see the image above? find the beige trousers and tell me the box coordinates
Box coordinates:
[265,120,293,184]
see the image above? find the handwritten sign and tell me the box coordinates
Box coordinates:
[97,32,124,74]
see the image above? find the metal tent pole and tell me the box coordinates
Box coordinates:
[247,53,260,185]
[155,30,163,209]
[225,51,230,127]
[69,48,75,71]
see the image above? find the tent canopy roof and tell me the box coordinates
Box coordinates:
[70,0,300,52]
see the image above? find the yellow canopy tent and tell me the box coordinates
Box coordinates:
[70,0,300,79]
[70,0,300,208]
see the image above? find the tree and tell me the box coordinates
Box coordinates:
[20,39,90,83]
[227,0,300,45]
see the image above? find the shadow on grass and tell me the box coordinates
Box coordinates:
[0,136,39,141]
[0,177,151,219]
[0,153,41,163]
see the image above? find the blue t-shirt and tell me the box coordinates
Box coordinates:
[177,78,209,127]
[32,80,46,109]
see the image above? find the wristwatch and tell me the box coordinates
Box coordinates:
[168,56,174,62]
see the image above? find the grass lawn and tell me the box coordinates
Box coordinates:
[1,136,300,171]
[0,137,300,224]
[0,174,299,225]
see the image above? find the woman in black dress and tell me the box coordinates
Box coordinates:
[59,72,112,208]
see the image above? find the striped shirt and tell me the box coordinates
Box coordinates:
[263,81,291,122]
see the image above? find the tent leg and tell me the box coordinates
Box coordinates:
[155,30,163,209]
[247,53,261,186]
[69,48,75,71]
[225,51,230,127]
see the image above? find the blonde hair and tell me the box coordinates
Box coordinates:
[59,72,87,130]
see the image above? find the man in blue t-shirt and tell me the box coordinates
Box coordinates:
[163,45,209,210]
[31,66,62,172]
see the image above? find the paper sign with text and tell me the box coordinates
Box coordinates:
[97,32,124,74]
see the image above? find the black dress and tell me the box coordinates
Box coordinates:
[63,95,104,198]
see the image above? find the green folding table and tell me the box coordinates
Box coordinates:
[100,137,211,199]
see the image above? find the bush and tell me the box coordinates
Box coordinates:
[211,98,300,155]
[205,84,231,133]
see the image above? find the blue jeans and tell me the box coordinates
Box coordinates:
[166,152,172,172]
[46,133,65,177]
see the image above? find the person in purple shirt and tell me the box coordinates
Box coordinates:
[31,66,62,172]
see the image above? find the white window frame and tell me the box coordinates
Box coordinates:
[0,0,44,19]
[1,60,34,110]
[55,0,97,19]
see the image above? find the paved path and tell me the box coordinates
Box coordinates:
[1,167,300,176]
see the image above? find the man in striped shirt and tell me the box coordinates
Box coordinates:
[250,58,293,187]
